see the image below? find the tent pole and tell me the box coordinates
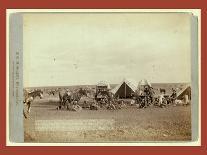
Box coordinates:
[125,82,126,98]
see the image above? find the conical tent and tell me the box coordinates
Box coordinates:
[110,79,138,98]
[138,79,151,87]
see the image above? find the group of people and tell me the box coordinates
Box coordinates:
[23,85,189,119]
[134,86,178,108]
[154,88,177,108]
[81,85,180,110]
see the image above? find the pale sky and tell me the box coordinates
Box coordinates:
[23,13,191,87]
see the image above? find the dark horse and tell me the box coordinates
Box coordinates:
[159,88,166,94]
[23,89,43,118]
[57,88,87,110]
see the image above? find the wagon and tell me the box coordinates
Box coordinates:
[95,81,111,102]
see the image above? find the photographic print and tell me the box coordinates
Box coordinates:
[8,10,199,144]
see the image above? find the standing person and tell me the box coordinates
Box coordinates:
[143,86,147,107]
[158,93,165,107]
[170,88,177,104]
[149,87,155,104]
[183,94,190,105]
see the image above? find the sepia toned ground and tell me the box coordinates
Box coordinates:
[24,94,191,142]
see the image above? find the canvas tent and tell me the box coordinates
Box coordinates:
[176,85,191,100]
[110,79,138,98]
[138,79,151,87]
[137,79,152,95]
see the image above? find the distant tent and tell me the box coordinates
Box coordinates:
[137,79,152,96]
[110,79,138,98]
[138,79,151,87]
[176,85,191,100]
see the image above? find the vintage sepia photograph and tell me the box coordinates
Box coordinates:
[8,10,200,144]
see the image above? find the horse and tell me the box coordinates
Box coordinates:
[159,88,166,94]
[23,89,44,118]
[57,88,87,110]
[47,89,56,96]
[78,88,88,97]
[58,89,72,109]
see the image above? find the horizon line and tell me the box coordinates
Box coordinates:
[24,82,190,88]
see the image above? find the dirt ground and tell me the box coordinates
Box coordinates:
[24,95,191,143]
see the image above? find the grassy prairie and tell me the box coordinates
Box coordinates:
[24,95,191,142]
